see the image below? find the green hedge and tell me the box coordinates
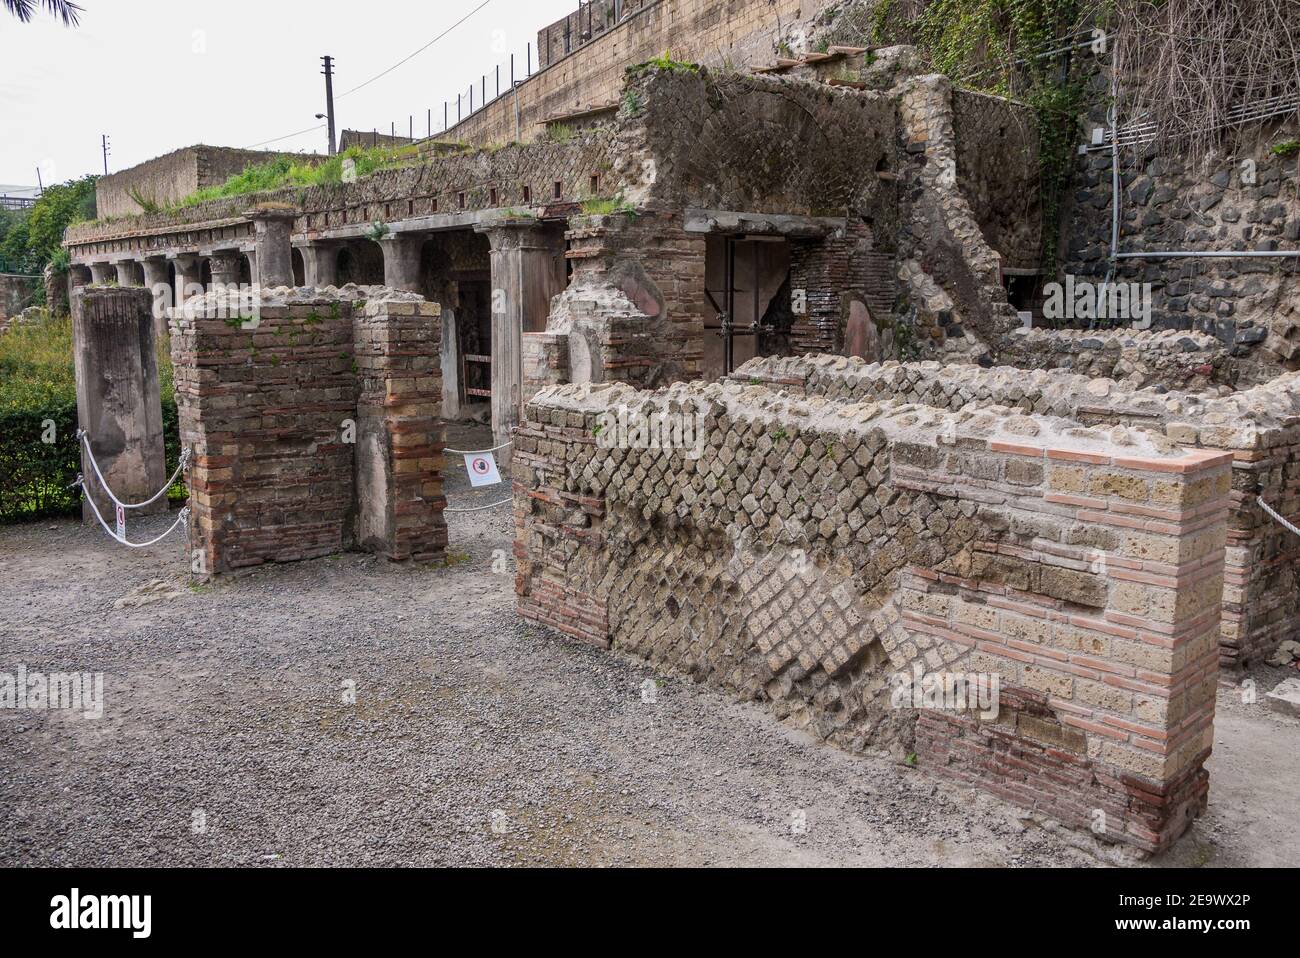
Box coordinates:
[0,399,186,525]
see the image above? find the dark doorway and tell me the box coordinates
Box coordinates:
[703,235,792,379]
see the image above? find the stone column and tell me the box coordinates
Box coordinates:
[67,264,92,303]
[440,307,461,420]
[475,218,561,450]
[208,250,242,291]
[141,258,172,338]
[171,254,204,306]
[88,262,116,285]
[380,233,423,293]
[114,259,144,287]
[299,241,340,287]
[249,205,297,288]
[71,286,168,523]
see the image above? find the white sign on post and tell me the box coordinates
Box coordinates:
[115,503,126,539]
[465,453,502,488]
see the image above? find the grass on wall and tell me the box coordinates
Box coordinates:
[179,144,422,208]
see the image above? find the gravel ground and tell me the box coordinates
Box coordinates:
[1,423,1297,868]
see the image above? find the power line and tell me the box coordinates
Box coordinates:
[239,0,494,154]
[336,0,494,100]
[244,122,325,150]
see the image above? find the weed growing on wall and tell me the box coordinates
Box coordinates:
[180,144,421,207]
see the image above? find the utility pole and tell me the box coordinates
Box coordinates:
[320,55,338,155]
[101,134,110,175]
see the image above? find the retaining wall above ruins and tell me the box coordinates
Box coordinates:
[441,0,809,147]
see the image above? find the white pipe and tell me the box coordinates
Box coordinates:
[1115,250,1300,259]
[1109,71,1121,259]
[1106,66,1299,262]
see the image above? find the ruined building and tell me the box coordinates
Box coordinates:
[63,0,1299,856]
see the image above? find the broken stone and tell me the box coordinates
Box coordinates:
[1265,678,1300,718]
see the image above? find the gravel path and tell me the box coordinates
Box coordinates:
[1,425,1296,867]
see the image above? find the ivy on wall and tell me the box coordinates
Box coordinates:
[915,0,1090,273]
[820,0,1094,273]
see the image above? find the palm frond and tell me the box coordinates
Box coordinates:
[4,0,84,26]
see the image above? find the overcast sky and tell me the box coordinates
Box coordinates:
[0,0,578,188]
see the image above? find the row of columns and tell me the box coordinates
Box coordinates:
[80,251,242,304]
[75,209,567,448]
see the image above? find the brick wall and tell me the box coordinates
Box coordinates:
[170,290,445,574]
[514,378,1233,852]
[735,353,1300,667]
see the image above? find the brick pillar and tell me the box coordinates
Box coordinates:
[380,234,423,293]
[172,298,358,574]
[789,233,857,355]
[88,262,116,285]
[904,441,1233,853]
[208,250,242,290]
[249,205,297,288]
[353,300,448,562]
[171,255,203,306]
[476,217,563,450]
[71,286,168,523]
[299,241,340,287]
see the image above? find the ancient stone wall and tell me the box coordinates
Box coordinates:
[1000,327,1232,390]
[0,272,40,320]
[1065,65,1300,373]
[735,353,1300,667]
[95,146,322,220]
[619,67,896,216]
[170,287,445,574]
[951,89,1042,273]
[514,378,1232,852]
[895,75,1024,360]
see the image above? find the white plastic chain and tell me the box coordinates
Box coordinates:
[444,439,513,456]
[78,430,189,511]
[1258,496,1300,539]
[78,481,189,549]
[445,498,513,514]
